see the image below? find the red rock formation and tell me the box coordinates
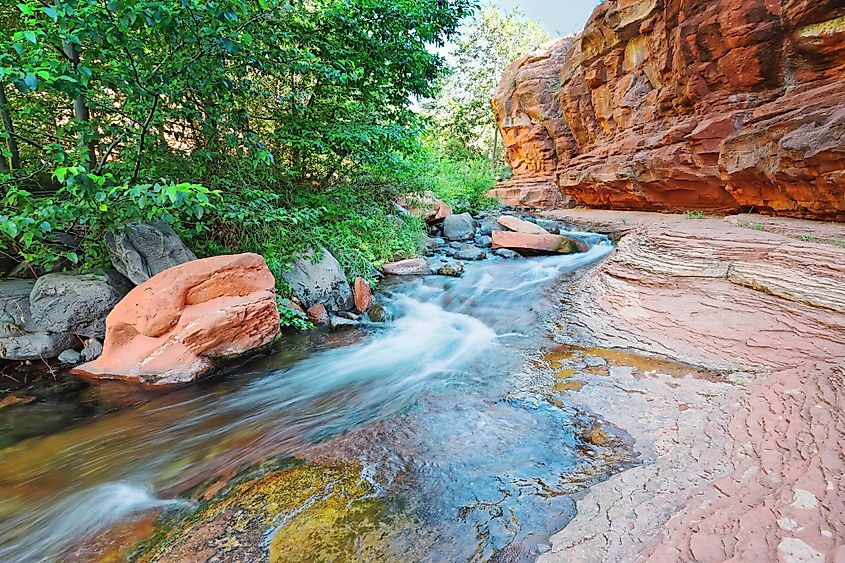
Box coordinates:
[492,0,845,219]
[71,253,280,386]
[497,215,550,234]
[491,231,583,254]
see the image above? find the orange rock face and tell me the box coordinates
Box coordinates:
[71,253,280,386]
[493,0,845,219]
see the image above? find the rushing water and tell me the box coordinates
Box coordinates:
[0,233,619,562]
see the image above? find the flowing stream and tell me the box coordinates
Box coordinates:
[0,232,623,562]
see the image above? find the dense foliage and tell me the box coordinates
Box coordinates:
[0,0,473,281]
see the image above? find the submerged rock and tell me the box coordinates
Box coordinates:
[282,248,353,312]
[105,221,197,285]
[442,213,476,241]
[329,315,359,331]
[29,270,132,339]
[57,349,82,364]
[71,253,280,386]
[429,258,464,277]
[493,248,522,259]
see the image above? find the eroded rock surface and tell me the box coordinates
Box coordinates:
[542,210,845,562]
[493,0,845,219]
[71,253,280,386]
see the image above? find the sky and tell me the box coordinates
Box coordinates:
[495,0,600,36]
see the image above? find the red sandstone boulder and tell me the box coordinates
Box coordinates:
[306,303,329,325]
[394,192,453,223]
[492,231,585,255]
[381,258,429,276]
[353,277,372,313]
[71,253,280,386]
[497,215,550,235]
[487,177,574,209]
[492,0,845,220]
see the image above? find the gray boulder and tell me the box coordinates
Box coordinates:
[479,216,504,236]
[281,248,353,311]
[0,280,75,360]
[442,213,476,241]
[428,258,464,277]
[106,221,197,285]
[455,245,486,261]
[29,270,133,338]
[81,338,103,362]
[476,235,493,247]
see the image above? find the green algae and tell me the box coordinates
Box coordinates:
[131,459,418,563]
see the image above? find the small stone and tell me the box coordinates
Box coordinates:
[449,241,463,249]
[306,304,329,325]
[479,216,504,236]
[476,235,493,247]
[0,394,36,410]
[81,338,103,362]
[329,315,358,331]
[368,304,386,323]
[493,248,522,259]
[337,311,360,320]
[455,245,486,261]
[58,349,82,364]
[433,259,464,277]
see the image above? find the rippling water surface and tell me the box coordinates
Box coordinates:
[0,234,621,562]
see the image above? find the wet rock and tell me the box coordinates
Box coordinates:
[455,245,486,261]
[105,221,197,285]
[492,231,584,255]
[381,258,429,276]
[497,215,550,235]
[81,338,103,362]
[448,241,463,249]
[282,248,353,311]
[429,259,464,277]
[71,253,280,386]
[476,235,493,247]
[368,304,386,322]
[337,311,360,321]
[307,304,329,325]
[353,278,372,313]
[442,213,476,241]
[329,315,359,331]
[58,349,82,364]
[444,248,457,257]
[493,249,522,259]
[479,216,505,236]
[533,219,561,234]
[0,394,36,410]
[29,270,133,339]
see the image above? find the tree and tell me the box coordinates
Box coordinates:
[425,3,548,169]
[0,0,474,270]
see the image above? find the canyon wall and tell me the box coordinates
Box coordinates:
[492,0,845,219]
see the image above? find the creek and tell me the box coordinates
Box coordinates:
[0,232,626,562]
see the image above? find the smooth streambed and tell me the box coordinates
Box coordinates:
[0,235,619,562]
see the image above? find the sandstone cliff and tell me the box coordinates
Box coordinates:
[492,0,845,219]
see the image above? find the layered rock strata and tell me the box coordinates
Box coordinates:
[493,0,845,219]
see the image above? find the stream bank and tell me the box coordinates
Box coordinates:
[537,209,845,562]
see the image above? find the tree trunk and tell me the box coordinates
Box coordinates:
[62,40,97,169]
[0,82,21,170]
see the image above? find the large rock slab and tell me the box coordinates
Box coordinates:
[492,231,584,255]
[71,253,280,386]
[497,215,550,235]
[442,213,476,241]
[29,270,132,339]
[493,1,845,220]
[105,221,197,285]
[281,248,353,312]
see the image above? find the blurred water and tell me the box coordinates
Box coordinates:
[0,234,615,562]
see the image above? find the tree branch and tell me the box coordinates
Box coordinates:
[131,94,159,184]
